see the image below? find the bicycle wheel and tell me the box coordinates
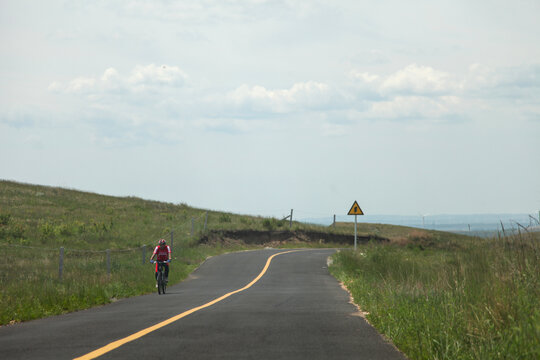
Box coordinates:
[157,272,163,295]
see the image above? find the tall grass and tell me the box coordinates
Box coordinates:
[330,232,540,359]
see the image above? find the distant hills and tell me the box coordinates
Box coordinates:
[300,213,540,237]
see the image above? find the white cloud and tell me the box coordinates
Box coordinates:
[41,62,540,143]
[350,71,379,84]
[369,95,463,121]
[101,68,120,82]
[227,81,332,113]
[67,77,97,93]
[349,64,464,121]
[463,64,540,103]
[49,64,188,96]
[380,64,457,95]
[127,64,187,87]
[351,64,459,96]
[347,63,540,122]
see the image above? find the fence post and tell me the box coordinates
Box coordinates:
[204,211,208,231]
[142,245,146,265]
[170,230,174,251]
[59,247,64,280]
[106,249,111,275]
[333,214,336,228]
[289,209,293,229]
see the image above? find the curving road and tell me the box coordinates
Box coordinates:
[0,249,406,359]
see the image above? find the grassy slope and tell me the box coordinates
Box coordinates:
[0,180,346,324]
[0,180,294,250]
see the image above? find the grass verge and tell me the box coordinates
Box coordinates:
[0,243,255,325]
[330,232,540,359]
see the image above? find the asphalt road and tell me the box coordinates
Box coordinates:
[0,249,406,359]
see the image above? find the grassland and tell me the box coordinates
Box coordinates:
[0,180,312,250]
[4,180,537,359]
[330,229,540,359]
[0,180,343,325]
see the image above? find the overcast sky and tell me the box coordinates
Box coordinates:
[1,0,539,218]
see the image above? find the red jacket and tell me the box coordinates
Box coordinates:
[152,245,171,261]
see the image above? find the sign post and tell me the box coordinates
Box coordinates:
[347,201,364,250]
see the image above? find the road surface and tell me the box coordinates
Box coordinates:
[0,249,406,359]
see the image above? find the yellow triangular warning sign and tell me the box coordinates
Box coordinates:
[348,201,364,215]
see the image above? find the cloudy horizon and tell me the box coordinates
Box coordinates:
[1,0,539,218]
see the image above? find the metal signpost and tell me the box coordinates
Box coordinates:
[347,201,364,250]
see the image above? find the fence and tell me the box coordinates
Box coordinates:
[0,211,213,281]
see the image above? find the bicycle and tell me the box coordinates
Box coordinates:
[151,260,169,295]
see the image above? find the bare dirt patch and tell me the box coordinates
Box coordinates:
[198,229,389,246]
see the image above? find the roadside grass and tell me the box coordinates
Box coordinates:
[330,231,540,359]
[0,180,350,325]
[0,242,258,325]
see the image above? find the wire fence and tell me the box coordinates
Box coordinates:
[6,207,537,281]
[0,211,211,281]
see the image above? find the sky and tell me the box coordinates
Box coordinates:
[1,0,539,219]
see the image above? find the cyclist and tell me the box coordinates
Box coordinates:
[150,238,171,283]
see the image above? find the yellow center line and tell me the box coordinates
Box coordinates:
[73,250,300,360]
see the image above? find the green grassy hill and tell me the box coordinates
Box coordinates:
[0,180,271,324]
[0,179,474,327]
[8,180,535,359]
[0,180,349,324]
[0,180,282,250]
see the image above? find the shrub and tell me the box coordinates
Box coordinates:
[40,221,56,237]
[0,213,12,226]
[262,218,275,231]
[9,223,25,239]
[219,214,232,223]
[73,221,86,234]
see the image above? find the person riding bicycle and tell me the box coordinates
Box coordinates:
[150,238,171,283]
